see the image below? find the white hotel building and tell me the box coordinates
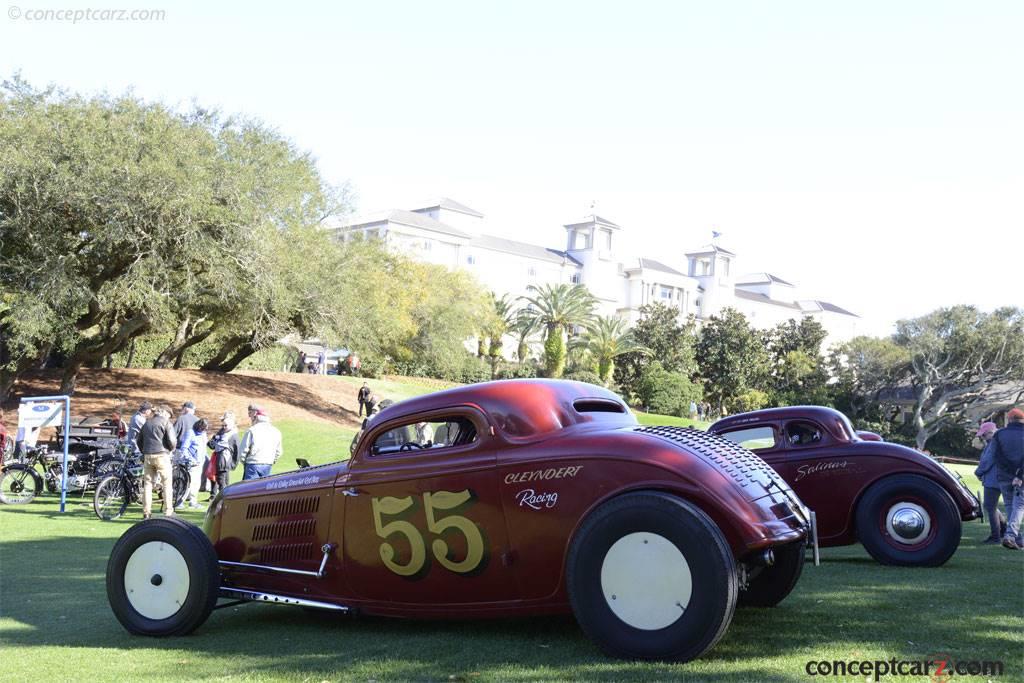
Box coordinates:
[336,198,860,348]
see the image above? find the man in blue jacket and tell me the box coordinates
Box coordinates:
[990,408,1024,550]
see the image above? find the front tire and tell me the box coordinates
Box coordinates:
[855,474,961,567]
[738,539,805,607]
[106,517,219,636]
[566,492,738,662]
[171,466,189,508]
[0,465,43,504]
[94,476,130,521]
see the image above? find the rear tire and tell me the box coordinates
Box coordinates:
[566,491,737,662]
[855,474,961,567]
[94,475,130,521]
[0,466,43,504]
[171,466,189,508]
[738,539,805,607]
[106,517,219,636]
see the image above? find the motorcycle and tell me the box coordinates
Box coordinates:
[0,441,135,504]
[93,453,190,520]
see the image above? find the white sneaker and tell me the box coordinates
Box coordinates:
[188,501,205,510]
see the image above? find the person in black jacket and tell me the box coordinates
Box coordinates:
[991,407,1024,550]
[136,405,177,519]
[207,411,240,498]
[357,382,371,417]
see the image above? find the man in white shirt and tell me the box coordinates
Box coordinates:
[240,408,282,480]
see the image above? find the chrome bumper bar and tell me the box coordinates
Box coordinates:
[218,543,335,579]
[218,587,349,612]
[809,509,820,566]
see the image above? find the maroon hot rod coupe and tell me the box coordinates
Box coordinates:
[106,380,812,662]
[709,406,980,567]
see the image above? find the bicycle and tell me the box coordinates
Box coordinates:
[93,453,190,520]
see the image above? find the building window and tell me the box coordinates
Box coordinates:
[422,239,433,251]
[528,266,537,278]
[722,258,730,276]
[699,259,711,275]
[696,298,702,308]
[659,286,672,300]
[573,231,588,250]
[570,272,581,284]
[466,254,476,265]
[601,229,612,251]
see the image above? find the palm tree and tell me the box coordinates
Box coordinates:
[520,283,597,378]
[573,315,650,385]
[512,310,541,363]
[485,293,517,377]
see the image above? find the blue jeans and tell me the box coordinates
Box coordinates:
[982,487,1006,539]
[243,463,271,480]
[999,482,1024,543]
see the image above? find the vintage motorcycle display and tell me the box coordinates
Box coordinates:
[0,440,134,505]
[93,453,190,520]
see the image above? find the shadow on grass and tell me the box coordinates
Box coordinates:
[1,504,1021,681]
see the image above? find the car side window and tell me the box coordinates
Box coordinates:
[785,421,823,447]
[371,417,478,456]
[719,426,777,451]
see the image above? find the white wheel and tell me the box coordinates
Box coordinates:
[107,517,219,636]
[124,541,191,620]
[600,532,692,630]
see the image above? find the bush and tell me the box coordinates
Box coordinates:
[637,362,702,417]
[729,389,769,414]
[235,344,302,372]
[110,334,221,369]
[563,370,603,386]
[497,362,540,380]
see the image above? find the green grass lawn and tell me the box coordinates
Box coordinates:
[1,442,1021,683]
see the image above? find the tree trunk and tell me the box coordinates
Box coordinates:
[59,360,84,396]
[152,319,191,368]
[125,338,137,368]
[59,313,150,396]
[202,333,258,372]
[201,335,248,371]
[517,340,528,363]
[213,341,258,372]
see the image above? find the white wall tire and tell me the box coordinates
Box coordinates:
[107,517,219,636]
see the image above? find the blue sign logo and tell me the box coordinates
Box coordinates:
[32,405,50,412]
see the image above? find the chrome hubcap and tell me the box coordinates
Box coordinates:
[885,502,930,545]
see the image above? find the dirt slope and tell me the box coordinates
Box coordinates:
[6,369,367,429]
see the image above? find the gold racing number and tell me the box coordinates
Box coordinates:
[371,489,485,577]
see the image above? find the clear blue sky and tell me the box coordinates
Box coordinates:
[2,1,1021,335]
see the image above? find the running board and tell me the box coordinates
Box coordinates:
[218,543,335,579]
[219,587,349,612]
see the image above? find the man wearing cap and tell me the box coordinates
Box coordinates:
[990,408,1024,550]
[239,407,283,480]
[174,401,198,451]
[974,422,1006,543]
[136,405,177,518]
[126,402,153,455]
